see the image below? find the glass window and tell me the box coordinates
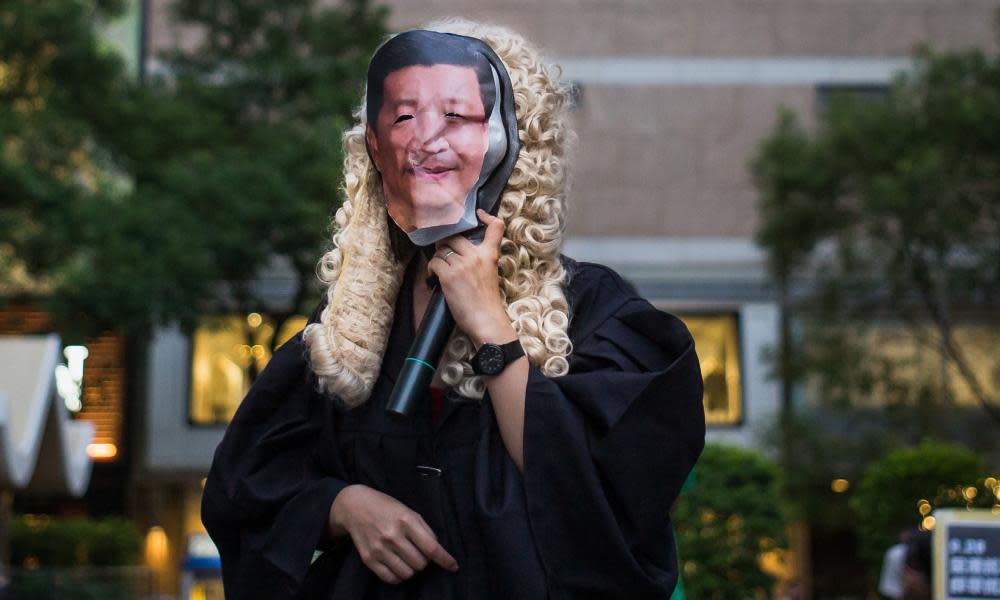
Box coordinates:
[677,314,742,426]
[189,313,307,425]
[801,320,1000,409]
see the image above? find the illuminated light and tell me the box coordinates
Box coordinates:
[55,364,82,412]
[917,499,929,508]
[919,503,932,516]
[23,555,40,570]
[683,561,698,576]
[831,479,850,493]
[986,477,997,490]
[251,345,266,359]
[63,345,89,383]
[23,514,51,529]
[758,548,791,578]
[963,486,978,500]
[247,313,263,328]
[238,344,252,357]
[87,443,118,459]
[200,478,207,488]
[922,516,936,530]
[144,526,169,571]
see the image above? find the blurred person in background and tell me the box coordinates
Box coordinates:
[902,531,932,600]
[880,527,917,599]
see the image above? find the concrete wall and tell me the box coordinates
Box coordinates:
[143,325,223,477]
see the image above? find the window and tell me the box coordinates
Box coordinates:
[189,313,307,425]
[800,319,1000,409]
[677,314,742,426]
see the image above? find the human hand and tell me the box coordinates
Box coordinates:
[328,484,458,584]
[427,209,517,346]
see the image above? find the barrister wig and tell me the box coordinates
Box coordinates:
[303,18,575,406]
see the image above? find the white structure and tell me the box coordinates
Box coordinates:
[0,334,95,496]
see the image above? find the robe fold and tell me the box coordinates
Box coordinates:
[201,256,705,599]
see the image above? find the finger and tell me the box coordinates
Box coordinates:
[406,518,458,571]
[477,209,505,248]
[443,235,476,255]
[426,255,444,278]
[433,241,454,257]
[389,536,429,571]
[382,552,416,581]
[371,562,401,584]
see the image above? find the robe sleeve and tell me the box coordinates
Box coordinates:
[480,267,706,599]
[201,300,350,600]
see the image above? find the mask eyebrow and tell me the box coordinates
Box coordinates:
[389,99,419,111]
[443,98,485,114]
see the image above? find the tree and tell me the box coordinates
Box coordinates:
[752,42,1000,432]
[673,444,790,600]
[126,0,388,368]
[850,440,994,573]
[2,0,388,361]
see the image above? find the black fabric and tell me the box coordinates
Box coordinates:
[201,256,705,599]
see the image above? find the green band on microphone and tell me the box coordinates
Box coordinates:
[405,357,436,372]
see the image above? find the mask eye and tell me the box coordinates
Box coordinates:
[393,114,413,124]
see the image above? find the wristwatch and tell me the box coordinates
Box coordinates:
[471,339,525,376]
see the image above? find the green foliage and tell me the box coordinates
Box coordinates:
[674,444,790,600]
[11,515,141,566]
[849,440,997,573]
[752,41,1000,426]
[1,0,388,344]
[759,408,893,531]
[11,571,144,600]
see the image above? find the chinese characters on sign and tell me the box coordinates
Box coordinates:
[939,512,1000,600]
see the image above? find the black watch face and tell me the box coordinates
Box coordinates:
[476,344,506,375]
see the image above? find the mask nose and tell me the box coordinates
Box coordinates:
[410,111,449,157]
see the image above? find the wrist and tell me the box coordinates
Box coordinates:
[471,315,517,347]
[328,484,362,537]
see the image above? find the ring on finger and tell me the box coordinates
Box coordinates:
[440,249,455,261]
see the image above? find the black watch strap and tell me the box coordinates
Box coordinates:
[499,339,525,364]
[472,339,525,375]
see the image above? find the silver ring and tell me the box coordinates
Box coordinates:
[441,249,455,261]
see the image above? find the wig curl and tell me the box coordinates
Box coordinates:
[304,18,575,405]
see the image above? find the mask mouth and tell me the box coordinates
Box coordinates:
[408,157,458,173]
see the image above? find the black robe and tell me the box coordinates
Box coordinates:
[201,256,705,599]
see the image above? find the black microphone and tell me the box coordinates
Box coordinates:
[385,231,485,419]
[385,283,454,418]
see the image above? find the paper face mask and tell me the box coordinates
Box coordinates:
[364,30,519,246]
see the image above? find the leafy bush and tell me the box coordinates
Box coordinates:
[850,440,997,573]
[11,515,141,567]
[674,444,790,600]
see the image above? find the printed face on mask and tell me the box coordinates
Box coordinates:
[366,64,489,233]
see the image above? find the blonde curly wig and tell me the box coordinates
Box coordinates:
[304,18,575,406]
